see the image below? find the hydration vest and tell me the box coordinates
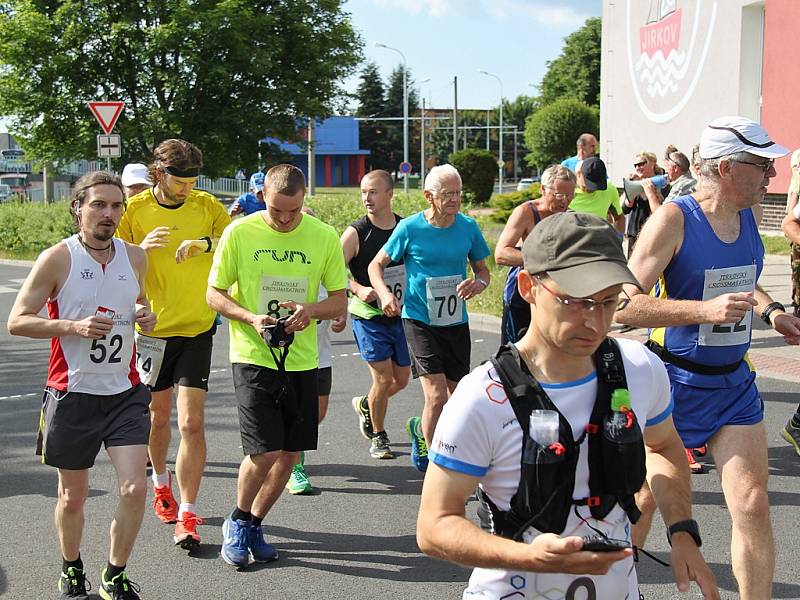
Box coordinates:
[477,338,646,541]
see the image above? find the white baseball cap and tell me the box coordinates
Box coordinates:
[699,116,789,160]
[121,163,151,187]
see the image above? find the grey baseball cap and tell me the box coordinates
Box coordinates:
[522,212,642,297]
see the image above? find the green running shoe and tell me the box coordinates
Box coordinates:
[406,416,428,472]
[58,566,90,599]
[286,463,313,495]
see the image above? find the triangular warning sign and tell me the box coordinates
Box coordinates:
[87,101,125,135]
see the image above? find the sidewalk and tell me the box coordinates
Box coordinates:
[470,254,800,383]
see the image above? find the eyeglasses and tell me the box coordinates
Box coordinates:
[535,276,632,313]
[633,161,647,168]
[543,186,574,202]
[435,189,462,201]
[732,158,774,173]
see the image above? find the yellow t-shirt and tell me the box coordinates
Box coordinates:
[117,188,231,337]
[569,186,622,221]
[208,213,347,371]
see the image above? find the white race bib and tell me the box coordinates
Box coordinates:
[426,275,463,326]
[382,265,406,309]
[698,264,757,347]
[134,332,167,386]
[78,323,134,374]
[259,275,309,320]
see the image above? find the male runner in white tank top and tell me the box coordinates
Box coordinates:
[8,171,156,600]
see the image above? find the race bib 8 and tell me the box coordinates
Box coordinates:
[134,332,167,386]
[426,274,464,326]
[698,264,757,347]
[382,265,406,309]
[259,275,309,320]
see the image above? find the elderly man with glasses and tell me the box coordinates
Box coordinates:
[495,164,576,344]
[616,116,800,600]
[369,164,491,472]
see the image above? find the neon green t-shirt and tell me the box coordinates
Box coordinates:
[569,185,622,221]
[208,213,347,371]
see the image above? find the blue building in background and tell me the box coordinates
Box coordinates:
[262,116,369,187]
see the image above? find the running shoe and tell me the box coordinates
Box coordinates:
[685,448,704,474]
[406,416,428,472]
[174,511,204,549]
[285,463,313,495]
[221,515,250,568]
[99,569,141,600]
[152,471,178,524]
[370,431,395,459]
[247,523,279,563]
[692,445,708,457]
[781,419,800,456]
[58,566,90,599]
[352,395,373,439]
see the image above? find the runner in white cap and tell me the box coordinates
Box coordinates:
[120,163,151,199]
[617,116,800,599]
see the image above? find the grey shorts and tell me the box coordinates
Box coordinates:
[37,383,151,469]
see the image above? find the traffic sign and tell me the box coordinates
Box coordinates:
[399,161,412,174]
[97,134,121,158]
[88,101,124,135]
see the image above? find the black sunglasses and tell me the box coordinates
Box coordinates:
[633,161,647,168]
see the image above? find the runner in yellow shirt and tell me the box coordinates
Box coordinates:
[116,139,231,549]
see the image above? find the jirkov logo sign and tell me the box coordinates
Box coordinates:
[626,0,718,123]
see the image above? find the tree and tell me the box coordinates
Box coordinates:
[539,17,602,108]
[385,64,419,172]
[355,62,390,172]
[450,148,497,205]
[524,98,598,169]
[0,0,362,177]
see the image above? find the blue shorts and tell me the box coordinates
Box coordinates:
[670,371,763,448]
[351,317,411,366]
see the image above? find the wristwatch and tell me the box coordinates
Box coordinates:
[667,519,702,547]
[761,301,785,326]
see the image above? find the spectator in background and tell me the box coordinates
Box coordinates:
[622,151,667,256]
[784,149,800,317]
[663,151,697,202]
[121,163,152,199]
[230,172,267,216]
[569,157,624,233]
[560,133,597,172]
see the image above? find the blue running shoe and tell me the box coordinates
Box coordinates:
[406,416,428,472]
[221,516,250,568]
[248,524,279,563]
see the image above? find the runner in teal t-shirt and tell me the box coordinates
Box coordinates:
[368,164,490,472]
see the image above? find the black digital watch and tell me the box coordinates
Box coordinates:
[667,519,702,547]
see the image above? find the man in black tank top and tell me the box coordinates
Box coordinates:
[341,170,411,460]
[495,165,577,344]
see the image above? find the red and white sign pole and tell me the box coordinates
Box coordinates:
[87,101,124,171]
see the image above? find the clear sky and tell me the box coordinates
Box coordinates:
[342,0,602,111]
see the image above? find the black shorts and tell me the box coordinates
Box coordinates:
[501,290,531,345]
[37,383,151,470]
[317,366,332,397]
[151,326,215,392]
[402,319,471,382]
[232,363,319,455]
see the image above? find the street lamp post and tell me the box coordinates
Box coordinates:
[479,70,504,194]
[376,42,409,194]
[416,78,430,188]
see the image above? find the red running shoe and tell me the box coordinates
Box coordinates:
[152,472,178,524]
[692,445,708,457]
[685,448,704,474]
[174,511,204,549]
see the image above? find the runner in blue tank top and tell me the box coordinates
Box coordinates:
[616,117,800,599]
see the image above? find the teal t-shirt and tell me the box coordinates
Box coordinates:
[382,211,490,327]
[208,213,347,371]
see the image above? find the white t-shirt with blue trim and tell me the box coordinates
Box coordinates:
[429,337,672,600]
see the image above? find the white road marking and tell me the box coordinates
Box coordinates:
[0,392,37,401]
[8,278,26,284]
[0,285,19,294]
[474,338,484,343]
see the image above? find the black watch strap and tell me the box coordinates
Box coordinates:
[201,236,212,253]
[761,301,785,326]
[667,519,702,547]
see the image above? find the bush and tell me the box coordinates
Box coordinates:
[450,148,498,205]
[524,98,598,169]
[489,183,542,223]
[0,201,73,257]
[307,191,428,234]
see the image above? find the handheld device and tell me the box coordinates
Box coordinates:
[581,534,631,552]
[95,306,116,320]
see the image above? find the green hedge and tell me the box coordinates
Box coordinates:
[0,201,73,257]
[489,183,542,222]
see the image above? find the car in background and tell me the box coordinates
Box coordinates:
[516,177,539,192]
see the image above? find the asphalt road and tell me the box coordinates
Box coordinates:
[1,262,799,600]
